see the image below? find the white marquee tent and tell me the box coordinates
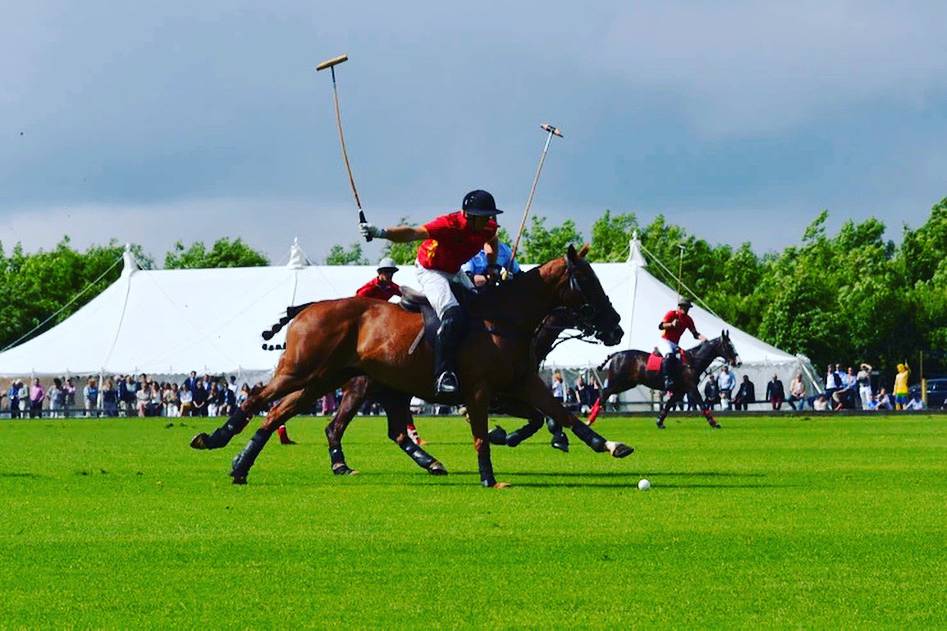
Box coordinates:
[0,238,817,404]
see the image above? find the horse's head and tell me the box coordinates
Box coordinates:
[717,330,741,367]
[555,244,624,346]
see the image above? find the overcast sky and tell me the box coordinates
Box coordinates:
[3,1,946,264]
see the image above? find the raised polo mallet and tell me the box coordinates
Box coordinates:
[509,123,564,267]
[316,53,372,241]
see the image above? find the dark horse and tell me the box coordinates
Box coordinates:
[191,245,634,487]
[586,332,740,429]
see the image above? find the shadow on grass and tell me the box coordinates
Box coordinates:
[0,472,45,479]
[498,470,766,479]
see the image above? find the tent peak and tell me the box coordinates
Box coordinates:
[628,232,646,267]
[287,237,309,269]
[121,244,139,277]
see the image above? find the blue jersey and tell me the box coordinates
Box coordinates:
[461,242,521,276]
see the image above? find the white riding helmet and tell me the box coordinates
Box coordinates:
[377,257,399,273]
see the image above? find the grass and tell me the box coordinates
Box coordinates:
[1,414,945,629]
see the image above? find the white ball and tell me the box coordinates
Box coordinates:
[637,478,651,491]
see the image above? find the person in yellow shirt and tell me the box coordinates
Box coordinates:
[893,362,911,410]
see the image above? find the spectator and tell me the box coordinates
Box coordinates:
[893,362,910,410]
[179,383,194,417]
[102,378,119,417]
[8,379,21,419]
[208,382,221,417]
[163,383,180,417]
[551,372,566,403]
[824,364,841,401]
[813,394,829,411]
[875,388,893,411]
[788,373,806,410]
[125,375,139,416]
[136,382,150,417]
[575,376,598,414]
[833,366,857,410]
[46,377,64,418]
[148,382,163,416]
[856,363,873,410]
[192,377,208,416]
[904,392,926,411]
[717,366,736,410]
[703,378,720,410]
[766,374,785,410]
[221,381,236,417]
[237,383,250,407]
[84,378,99,417]
[28,378,45,418]
[64,378,76,417]
[17,380,28,417]
[117,376,129,416]
[733,375,755,411]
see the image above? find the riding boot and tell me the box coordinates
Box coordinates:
[662,353,679,391]
[434,306,466,395]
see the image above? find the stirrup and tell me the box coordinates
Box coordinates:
[435,371,459,395]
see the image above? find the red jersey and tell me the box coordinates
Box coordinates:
[417,211,497,274]
[661,309,697,344]
[356,278,402,301]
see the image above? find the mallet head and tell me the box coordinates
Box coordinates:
[541,123,563,138]
[316,54,349,72]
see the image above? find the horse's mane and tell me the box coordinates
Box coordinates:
[467,259,559,320]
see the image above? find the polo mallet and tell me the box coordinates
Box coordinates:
[677,243,686,302]
[316,53,372,241]
[509,123,563,268]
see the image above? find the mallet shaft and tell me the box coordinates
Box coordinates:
[509,123,563,265]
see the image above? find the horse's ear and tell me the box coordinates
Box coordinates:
[566,244,577,265]
[578,243,590,259]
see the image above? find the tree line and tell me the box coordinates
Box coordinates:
[2,200,945,380]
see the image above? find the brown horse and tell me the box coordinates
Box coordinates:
[191,245,633,487]
[586,332,740,429]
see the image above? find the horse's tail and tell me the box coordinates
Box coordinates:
[597,351,620,372]
[260,302,316,344]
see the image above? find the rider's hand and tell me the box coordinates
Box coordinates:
[669,319,679,328]
[360,223,385,240]
[499,267,510,282]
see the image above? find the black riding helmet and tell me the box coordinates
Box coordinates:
[462,190,504,217]
[678,298,693,309]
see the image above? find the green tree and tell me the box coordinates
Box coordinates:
[163,237,268,269]
[0,238,153,350]
[587,210,639,262]
[520,216,584,263]
[325,242,368,265]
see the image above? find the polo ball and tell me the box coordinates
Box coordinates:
[637,478,651,491]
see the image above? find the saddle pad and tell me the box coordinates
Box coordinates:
[646,353,663,372]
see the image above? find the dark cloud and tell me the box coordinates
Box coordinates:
[2,1,946,260]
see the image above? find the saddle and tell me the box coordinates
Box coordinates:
[646,348,688,373]
[399,284,473,355]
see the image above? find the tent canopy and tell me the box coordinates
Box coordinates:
[0,238,815,391]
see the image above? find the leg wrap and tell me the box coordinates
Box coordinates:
[478,446,497,487]
[329,446,346,467]
[571,421,607,452]
[400,440,436,470]
[545,417,563,435]
[230,427,273,479]
[506,417,545,447]
[203,408,251,449]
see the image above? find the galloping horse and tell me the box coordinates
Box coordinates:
[586,332,740,429]
[191,245,634,487]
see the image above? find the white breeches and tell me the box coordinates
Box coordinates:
[415,261,475,319]
[656,338,679,356]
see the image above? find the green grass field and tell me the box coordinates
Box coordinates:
[1,415,945,629]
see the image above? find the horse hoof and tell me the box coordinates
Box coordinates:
[332,464,356,476]
[428,462,449,476]
[611,444,634,459]
[712,423,722,430]
[656,421,666,430]
[231,475,247,485]
[488,426,508,446]
[551,436,569,453]
[190,433,209,450]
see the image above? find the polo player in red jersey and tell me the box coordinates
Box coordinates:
[658,298,706,391]
[360,189,501,395]
[356,257,402,301]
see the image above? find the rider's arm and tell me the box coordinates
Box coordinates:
[381,225,429,242]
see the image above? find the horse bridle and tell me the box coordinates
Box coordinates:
[563,256,618,338]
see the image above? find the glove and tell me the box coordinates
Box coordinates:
[359,223,385,240]
[499,267,510,282]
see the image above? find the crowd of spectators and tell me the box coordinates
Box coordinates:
[695,361,932,412]
[2,372,264,419]
[549,371,600,414]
